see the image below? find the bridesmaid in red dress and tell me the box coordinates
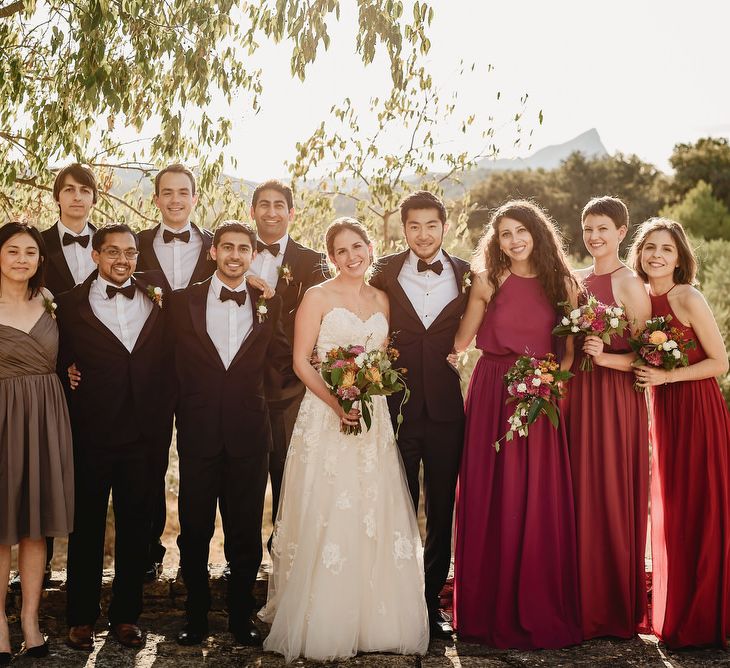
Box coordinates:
[563,197,651,639]
[630,217,730,648]
[452,200,581,649]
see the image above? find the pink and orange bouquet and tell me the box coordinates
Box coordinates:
[320,341,409,435]
[494,352,572,451]
[552,296,629,371]
[628,315,696,392]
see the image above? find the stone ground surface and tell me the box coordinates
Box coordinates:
[5,571,729,667]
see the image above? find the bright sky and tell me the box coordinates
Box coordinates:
[207,0,729,183]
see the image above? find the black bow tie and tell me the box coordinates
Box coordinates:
[163,229,191,243]
[106,282,136,300]
[417,259,443,275]
[257,241,280,256]
[63,232,90,248]
[220,286,247,306]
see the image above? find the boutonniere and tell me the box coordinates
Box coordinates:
[461,271,472,294]
[146,285,164,308]
[278,264,294,286]
[256,295,269,323]
[43,296,58,319]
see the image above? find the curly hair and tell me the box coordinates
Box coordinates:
[472,200,577,306]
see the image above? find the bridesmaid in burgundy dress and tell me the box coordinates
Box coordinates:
[630,217,730,648]
[563,197,651,639]
[452,200,581,649]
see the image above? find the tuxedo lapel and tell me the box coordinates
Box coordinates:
[76,273,129,351]
[430,250,468,329]
[45,223,76,289]
[188,223,213,286]
[229,285,263,368]
[139,225,163,271]
[187,279,225,369]
[275,238,302,296]
[130,274,162,354]
[384,251,426,331]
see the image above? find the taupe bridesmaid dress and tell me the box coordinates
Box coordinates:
[0,309,74,544]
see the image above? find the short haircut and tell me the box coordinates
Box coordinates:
[92,223,138,252]
[213,221,257,249]
[581,196,629,229]
[53,163,98,204]
[251,179,294,210]
[399,190,447,225]
[154,163,196,196]
[628,217,698,285]
[0,222,47,297]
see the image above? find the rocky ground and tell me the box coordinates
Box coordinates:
[5,569,729,667]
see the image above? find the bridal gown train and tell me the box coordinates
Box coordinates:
[259,307,429,662]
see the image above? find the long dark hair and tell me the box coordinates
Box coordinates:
[473,200,577,306]
[0,221,47,298]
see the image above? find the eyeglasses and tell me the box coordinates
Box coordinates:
[100,247,139,260]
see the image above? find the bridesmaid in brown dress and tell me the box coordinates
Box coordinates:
[0,222,74,660]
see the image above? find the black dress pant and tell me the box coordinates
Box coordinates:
[395,410,464,613]
[178,450,268,626]
[266,386,305,525]
[66,442,150,626]
[145,420,174,566]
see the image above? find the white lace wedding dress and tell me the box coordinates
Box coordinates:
[259,307,429,662]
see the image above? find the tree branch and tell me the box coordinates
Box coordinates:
[0,0,24,19]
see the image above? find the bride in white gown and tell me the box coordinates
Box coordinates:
[259,218,429,662]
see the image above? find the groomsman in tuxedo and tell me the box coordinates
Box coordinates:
[56,224,174,651]
[369,190,469,640]
[170,222,295,646]
[14,163,99,589]
[136,163,216,581]
[247,180,328,524]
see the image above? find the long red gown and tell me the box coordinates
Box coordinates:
[650,288,730,648]
[563,270,649,638]
[453,273,581,649]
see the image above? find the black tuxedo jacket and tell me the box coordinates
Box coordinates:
[41,221,97,296]
[169,279,295,458]
[370,249,470,423]
[136,222,216,286]
[274,238,329,343]
[56,269,175,448]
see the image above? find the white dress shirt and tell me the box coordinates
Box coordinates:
[248,233,289,289]
[397,249,458,329]
[206,273,253,369]
[152,222,203,290]
[89,276,153,352]
[57,220,96,286]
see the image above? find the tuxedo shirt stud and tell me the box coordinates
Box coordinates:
[207,274,253,368]
[398,251,458,329]
[90,277,152,352]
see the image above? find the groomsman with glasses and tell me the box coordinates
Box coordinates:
[169,221,296,647]
[10,163,99,592]
[370,190,470,640]
[136,164,216,581]
[57,224,174,651]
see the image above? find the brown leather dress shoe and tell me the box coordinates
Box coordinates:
[110,623,144,648]
[67,625,95,652]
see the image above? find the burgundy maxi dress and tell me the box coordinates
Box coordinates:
[453,273,581,649]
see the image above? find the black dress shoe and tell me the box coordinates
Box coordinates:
[222,562,231,580]
[0,652,11,666]
[43,564,52,588]
[229,618,262,647]
[429,609,454,640]
[176,623,209,646]
[144,562,163,582]
[20,636,50,658]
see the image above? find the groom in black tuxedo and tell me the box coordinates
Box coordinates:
[56,224,174,651]
[370,190,469,639]
[135,163,217,580]
[247,180,329,524]
[170,221,295,647]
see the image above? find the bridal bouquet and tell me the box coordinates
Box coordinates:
[494,352,572,452]
[552,296,629,371]
[321,341,410,436]
[628,315,696,392]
